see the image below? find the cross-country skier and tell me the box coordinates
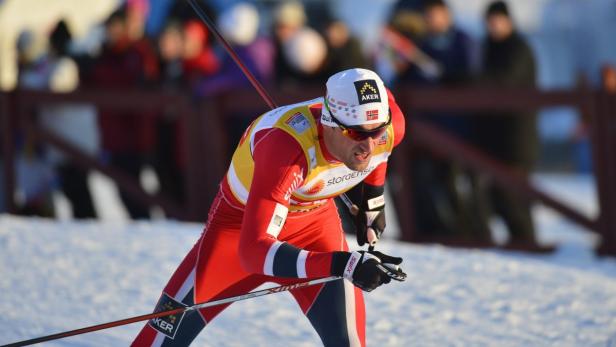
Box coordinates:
[132,68,407,346]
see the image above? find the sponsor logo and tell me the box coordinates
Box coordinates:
[366,109,379,121]
[367,195,386,210]
[354,79,381,105]
[284,170,304,201]
[345,254,359,277]
[305,179,325,195]
[268,282,310,293]
[148,293,187,339]
[286,112,310,133]
[377,132,387,145]
[326,166,375,187]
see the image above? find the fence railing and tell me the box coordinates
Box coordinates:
[1,86,614,255]
[392,87,616,255]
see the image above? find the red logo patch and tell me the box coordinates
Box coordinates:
[366,109,379,121]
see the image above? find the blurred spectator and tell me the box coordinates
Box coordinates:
[16,30,42,87]
[182,20,220,90]
[397,0,482,244]
[281,26,328,85]
[472,1,548,251]
[153,20,186,203]
[158,21,185,90]
[86,8,156,219]
[376,2,427,84]
[145,0,215,37]
[322,19,370,76]
[196,2,273,96]
[126,0,159,86]
[194,2,274,155]
[271,1,327,87]
[602,64,616,93]
[14,29,57,217]
[389,0,425,41]
[397,0,472,85]
[37,19,100,219]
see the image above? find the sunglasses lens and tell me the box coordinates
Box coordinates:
[345,127,387,141]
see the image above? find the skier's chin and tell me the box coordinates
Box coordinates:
[344,157,371,172]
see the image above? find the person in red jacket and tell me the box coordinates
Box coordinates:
[132,68,407,346]
[88,7,158,219]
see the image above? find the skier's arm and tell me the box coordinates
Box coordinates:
[238,118,406,290]
[238,129,335,279]
[347,88,407,245]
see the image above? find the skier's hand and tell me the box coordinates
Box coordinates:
[332,250,406,292]
[352,206,385,247]
[345,183,386,247]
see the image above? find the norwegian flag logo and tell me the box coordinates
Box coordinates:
[366,109,379,121]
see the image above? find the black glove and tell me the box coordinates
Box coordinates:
[331,250,406,292]
[354,206,385,247]
[346,183,386,247]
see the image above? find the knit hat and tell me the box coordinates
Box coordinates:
[486,1,510,18]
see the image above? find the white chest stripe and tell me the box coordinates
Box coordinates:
[227,164,249,204]
[296,152,391,199]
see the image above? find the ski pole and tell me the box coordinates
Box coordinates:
[0,276,341,347]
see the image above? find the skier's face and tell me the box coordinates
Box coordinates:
[323,122,384,172]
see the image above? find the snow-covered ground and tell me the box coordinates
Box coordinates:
[1,174,616,346]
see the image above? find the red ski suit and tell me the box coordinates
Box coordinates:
[132,90,405,346]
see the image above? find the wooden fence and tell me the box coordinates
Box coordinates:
[1,86,614,255]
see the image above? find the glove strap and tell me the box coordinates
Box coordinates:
[366,195,385,210]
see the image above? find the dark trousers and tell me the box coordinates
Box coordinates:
[110,153,150,219]
[153,121,184,202]
[471,114,539,244]
[58,163,96,219]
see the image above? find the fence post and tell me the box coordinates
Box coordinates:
[389,133,415,242]
[593,91,616,256]
[387,88,416,242]
[183,98,228,221]
[1,92,16,213]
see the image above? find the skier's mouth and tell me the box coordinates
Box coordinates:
[354,151,370,162]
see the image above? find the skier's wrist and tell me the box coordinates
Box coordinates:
[331,251,353,277]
